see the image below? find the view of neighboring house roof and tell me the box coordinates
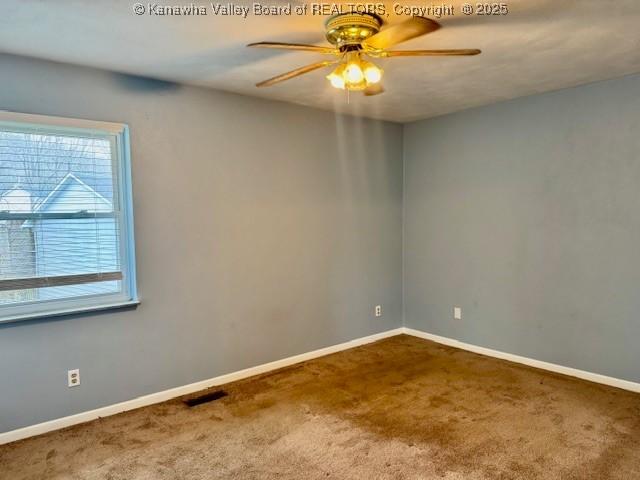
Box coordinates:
[32,173,113,213]
[2,173,115,229]
[0,188,32,214]
[72,173,114,202]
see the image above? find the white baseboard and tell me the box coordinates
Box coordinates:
[4,326,638,446]
[0,327,404,445]
[401,327,640,394]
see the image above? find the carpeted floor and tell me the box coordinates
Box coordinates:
[1,335,640,479]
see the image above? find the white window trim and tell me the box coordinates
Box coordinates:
[0,110,139,324]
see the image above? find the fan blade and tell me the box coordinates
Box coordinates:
[256,60,337,87]
[362,17,441,50]
[363,84,385,96]
[248,42,337,54]
[383,49,481,57]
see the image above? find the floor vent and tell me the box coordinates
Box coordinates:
[184,390,228,407]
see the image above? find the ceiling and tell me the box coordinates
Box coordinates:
[2,0,640,122]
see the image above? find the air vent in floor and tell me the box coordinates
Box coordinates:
[184,390,228,407]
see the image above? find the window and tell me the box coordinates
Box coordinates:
[0,111,137,323]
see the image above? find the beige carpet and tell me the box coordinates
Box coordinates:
[1,335,639,479]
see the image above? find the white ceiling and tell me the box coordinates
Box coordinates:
[2,0,640,122]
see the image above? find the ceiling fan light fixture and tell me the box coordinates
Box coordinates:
[326,65,346,89]
[327,53,382,91]
[250,13,481,95]
[344,62,365,84]
[363,61,382,84]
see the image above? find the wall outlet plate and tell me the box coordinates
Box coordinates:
[68,369,80,387]
[375,305,382,317]
[453,307,462,320]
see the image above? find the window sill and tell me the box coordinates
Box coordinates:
[0,300,140,325]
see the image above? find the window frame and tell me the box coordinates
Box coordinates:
[0,111,138,324]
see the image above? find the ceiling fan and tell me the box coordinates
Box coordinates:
[248,13,481,95]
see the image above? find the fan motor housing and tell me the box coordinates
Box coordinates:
[325,13,382,48]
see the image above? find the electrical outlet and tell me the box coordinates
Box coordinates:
[375,305,382,317]
[453,307,462,320]
[68,369,80,388]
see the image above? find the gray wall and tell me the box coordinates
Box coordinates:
[0,54,403,433]
[404,74,640,383]
[2,52,639,434]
